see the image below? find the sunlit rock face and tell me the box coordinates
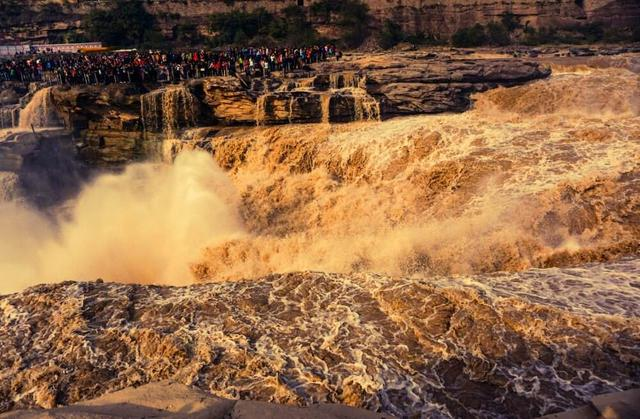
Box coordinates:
[50,54,550,132]
[0,266,638,418]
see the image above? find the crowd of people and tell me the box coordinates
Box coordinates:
[0,45,341,85]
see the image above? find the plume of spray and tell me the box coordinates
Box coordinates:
[0,151,245,294]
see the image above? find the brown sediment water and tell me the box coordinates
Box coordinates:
[0,265,638,417]
[321,93,331,124]
[140,85,198,136]
[0,59,639,419]
[1,66,639,293]
[18,87,62,129]
[191,66,640,282]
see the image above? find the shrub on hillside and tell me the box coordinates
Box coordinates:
[522,23,606,45]
[452,24,487,47]
[451,21,512,47]
[208,7,319,46]
[281,6,318,44]
[310,0,370,48]
[379,19,405,49]
[522,26,556,45]
[486,22,511,45]
[37,3,65,21]
[173,23,203,45]
[0,1,34,26]
[83,0,160,47]
[577,23,605,43]
[338,0,370,47]
[501,12,521,32]
[208,9,274,45]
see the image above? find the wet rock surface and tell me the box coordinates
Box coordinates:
[0,381,394,419]
[0,269,638,418]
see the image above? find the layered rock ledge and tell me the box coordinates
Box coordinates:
[53,53,551,131]
[14,53,545,165]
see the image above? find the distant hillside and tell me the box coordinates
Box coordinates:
[0,0,639,48]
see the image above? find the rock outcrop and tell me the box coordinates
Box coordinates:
[316,53,551,116]
[5,53,542,166]
[1,52,558,130]
[0,381,395,419]
[49,84,146,166]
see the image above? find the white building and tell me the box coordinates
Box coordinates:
[0,42,103,57]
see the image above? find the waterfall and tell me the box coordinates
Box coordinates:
[343,72,361,88]
[352,90,381,122]
[329,72,362,89]
[19,87,62,129]
[255,94,267,126]
[321,94,331,124]
[294,78,315,90]
[253,71,378,126]
[141,86,198,136]
[141,90,161,133]
[329,73,341,90]
[326,72,378,122]
[288,95,295,124]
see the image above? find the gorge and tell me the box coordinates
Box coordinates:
[0,48,639,418]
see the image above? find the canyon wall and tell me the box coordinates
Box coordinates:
[0,0,638,45]
[365,0,640,37]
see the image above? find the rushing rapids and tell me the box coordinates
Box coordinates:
[191,65,640,281]
[0,264,639,417]
[0,55,639,418]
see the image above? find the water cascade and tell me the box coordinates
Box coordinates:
[320,94,331,124]
[255,94,267,126]
[287,95,295,124]
[343,72,362,88]
[18,87,62,129]
[254,72,380,125]
[329,73,340,90]
[352,90,381,122]
[293,78,315,90]
[329,72,363,89]
[141,85,198,136]
[327,72,378,122]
